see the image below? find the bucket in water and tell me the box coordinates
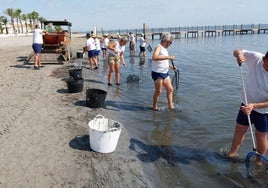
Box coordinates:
[88,114,123,153]
[86,89,107,108]
[69,69,82,79]
[77,51,84,58]
[66,78,84,93]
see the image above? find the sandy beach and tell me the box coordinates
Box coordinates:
[0,34,159,187]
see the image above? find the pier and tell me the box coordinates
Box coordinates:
[106,24,268,40]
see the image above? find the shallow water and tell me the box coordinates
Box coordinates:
[101,34,268,187]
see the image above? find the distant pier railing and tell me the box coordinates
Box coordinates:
[105,24,268,40]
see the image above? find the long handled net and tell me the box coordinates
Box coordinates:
[171,61,179,91]
[239,64,268,177]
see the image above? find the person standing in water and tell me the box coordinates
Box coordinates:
[138,33,147,59]
[107,37,128,86]
[100,33,109,60]
[128,32,136,56]
[151,32,175,111]
[227,49,268,159]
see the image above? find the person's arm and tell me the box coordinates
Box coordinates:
[107,41,118,54]
[120,52,126,66]
[241,101,268,115]
[42,29,47,35]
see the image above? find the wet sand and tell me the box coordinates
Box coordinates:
[0,34,160,187]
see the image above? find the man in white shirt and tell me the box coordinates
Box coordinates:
[228,49,268,159]
[32,24,46,69]
[139,34,147,58]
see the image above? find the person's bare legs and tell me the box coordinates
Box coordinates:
[255,129,268,155]
[34,53,41,68]
[37,53,41,67]
[89,57,94,69]
[114,63,120,84]
[153,79,163,110]
[163,77,174,110]
[228,123,248,157]
[108,63,115,85]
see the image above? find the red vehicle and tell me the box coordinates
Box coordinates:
[42,20,72,61]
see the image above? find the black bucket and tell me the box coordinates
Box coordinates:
[66,78,84,93]
[77,51,83,58]
[69,69,82,79]
[86,89,107,108]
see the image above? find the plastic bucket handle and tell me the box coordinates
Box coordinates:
[104,127,120,133]
[94,114,105,119]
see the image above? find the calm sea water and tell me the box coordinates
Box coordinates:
[102,34,268,188]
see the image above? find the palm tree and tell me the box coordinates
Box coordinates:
[0,16,4,34]
[14,9,22,33]
[38,17,46,29]
[17,9,24,33]
[21,14,28,33]
[0,16,9,34]
[31,11,39,28]
[4,8,16,34]
[27,13,33,32]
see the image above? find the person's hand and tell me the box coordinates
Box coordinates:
[240,103,254,115]
[236,53,246,65]
[234,49,246,65]
[169,55,175,61]
[121,62,126,67]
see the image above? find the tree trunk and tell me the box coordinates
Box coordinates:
[20,19,23,33]
[11,18,16,34]
[16,18,20,33]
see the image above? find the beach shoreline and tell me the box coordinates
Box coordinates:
[0,35,160,187]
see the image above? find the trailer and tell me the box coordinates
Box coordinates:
[42,20,72,61]
[24,20,73,64]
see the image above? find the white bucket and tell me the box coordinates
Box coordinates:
[88,114,123,153]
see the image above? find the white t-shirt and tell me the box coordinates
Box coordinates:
[242,49,268,114]
[95,38,101,51]
[33,28,43,44]
[86,37,96,51]
[129,34,135,44]
[139,36,146,47]
[101,37,109,48]
[152,44,169,74]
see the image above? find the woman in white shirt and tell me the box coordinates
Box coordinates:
[101,34,109,60]
[107,37,128,86]
[151,32,175,111]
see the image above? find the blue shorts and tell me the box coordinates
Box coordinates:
[88,50,96,58]
[140,46,146,52]
[32,43,42,53]
[236,104,268,132]
[151,71,169,81]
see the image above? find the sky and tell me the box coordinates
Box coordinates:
[1,0,267,32]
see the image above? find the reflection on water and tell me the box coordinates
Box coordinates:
[100,34,268,187]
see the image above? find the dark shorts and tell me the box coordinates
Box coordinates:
[88,50,97,58]
[102,48,107,51]
[130,44,135,50]
[96,50,101,56]
[151,71,169,81]
[236,104,268,132]
[130,42,135,50]
[140,46,145,52]
[32,43,42,53]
